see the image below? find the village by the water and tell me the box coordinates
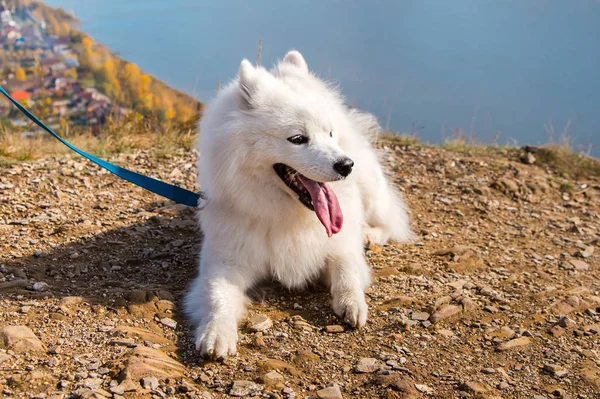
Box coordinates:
[0,0,197,135]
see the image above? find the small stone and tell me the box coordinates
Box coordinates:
[325,325,344,333]
[437,329,454,337]
[411,311,430,321]
[83,378,104,389]
[253,333,266,347]
[556,316,577,329]
[141,376,159,390]
[0,353,11,364]
[459,381,490,393]
[157,290,175,301]
[461,297,477,312]
[414,384,431,393]
[119,346,185,381]
[448,280,467,290]
[585,308,597,317]
[159,317,177,329]
[247,314,272,332]
[496,337,531,351]
[32,282,49,291]
[316,384,342,399]
[229,380,261,397]
[126,290,148,304]
[484,305,498,313]
[354,357,382,373]
[373,373,417,394]
[262,371,284,386]
[569,260,590,271]
[579,246,595,258]
[171,239,185,247]
[430,304,462,323]
[0,326,46,352]
[522,152,536,164]
[109,379,139,394]
[543,364,568,378]
[549,325,565,337]
[482,368,496,374]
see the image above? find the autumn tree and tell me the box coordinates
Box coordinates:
[98,55,121,99]
[79,36,95,71]
[60,22,71,35]
[120,62,141,103]
[15,66,26,81]
[162,96,175,120]
[138,74,153,110]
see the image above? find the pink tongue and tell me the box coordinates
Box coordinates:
[297,176,343,237]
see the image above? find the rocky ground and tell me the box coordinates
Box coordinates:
[0,142,599,399]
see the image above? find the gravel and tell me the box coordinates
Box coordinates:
[0,144,598,397]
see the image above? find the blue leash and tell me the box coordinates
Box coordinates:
[0,85,202,207]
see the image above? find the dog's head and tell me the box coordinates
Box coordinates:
[229,51,354,236]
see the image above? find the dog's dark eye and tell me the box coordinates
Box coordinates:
[287,135,309,145]
[329,131,333,138]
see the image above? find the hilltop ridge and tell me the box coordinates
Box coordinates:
[0,139,598,398]
[1,0,201,136]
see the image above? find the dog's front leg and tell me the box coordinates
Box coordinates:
[326,251,371,328]
[184,263,249,360]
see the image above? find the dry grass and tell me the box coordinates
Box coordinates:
[376,132,421,147]
[379,129,515,157]
[531,144,600,179]
[0,113,199,162]
[439,128,515,156]
[2,117,598,181]
[379,128,599,180]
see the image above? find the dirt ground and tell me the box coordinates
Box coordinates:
[0,142,599,399]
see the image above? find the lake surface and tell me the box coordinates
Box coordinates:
[44,0,600,156]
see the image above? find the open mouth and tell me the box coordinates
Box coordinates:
[273,163,343,237]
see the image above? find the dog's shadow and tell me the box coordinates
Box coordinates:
[1,202,339,366]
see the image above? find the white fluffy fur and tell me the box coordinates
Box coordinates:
[184,50,413,359]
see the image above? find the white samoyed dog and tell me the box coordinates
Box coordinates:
[184,50,413,359]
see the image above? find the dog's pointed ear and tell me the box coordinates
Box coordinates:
[238,59,257,110]
[282,50,308,73]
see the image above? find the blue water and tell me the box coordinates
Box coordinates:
[44,0,600,155]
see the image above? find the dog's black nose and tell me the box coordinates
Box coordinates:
[333,157,354,177]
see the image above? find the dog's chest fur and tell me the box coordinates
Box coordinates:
[201,200,333,289]
[265,220,331,288]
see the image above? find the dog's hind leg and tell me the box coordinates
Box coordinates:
[357,148,414,245]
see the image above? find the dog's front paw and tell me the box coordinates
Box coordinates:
[332,290,368,328]
[195,319,238,360]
